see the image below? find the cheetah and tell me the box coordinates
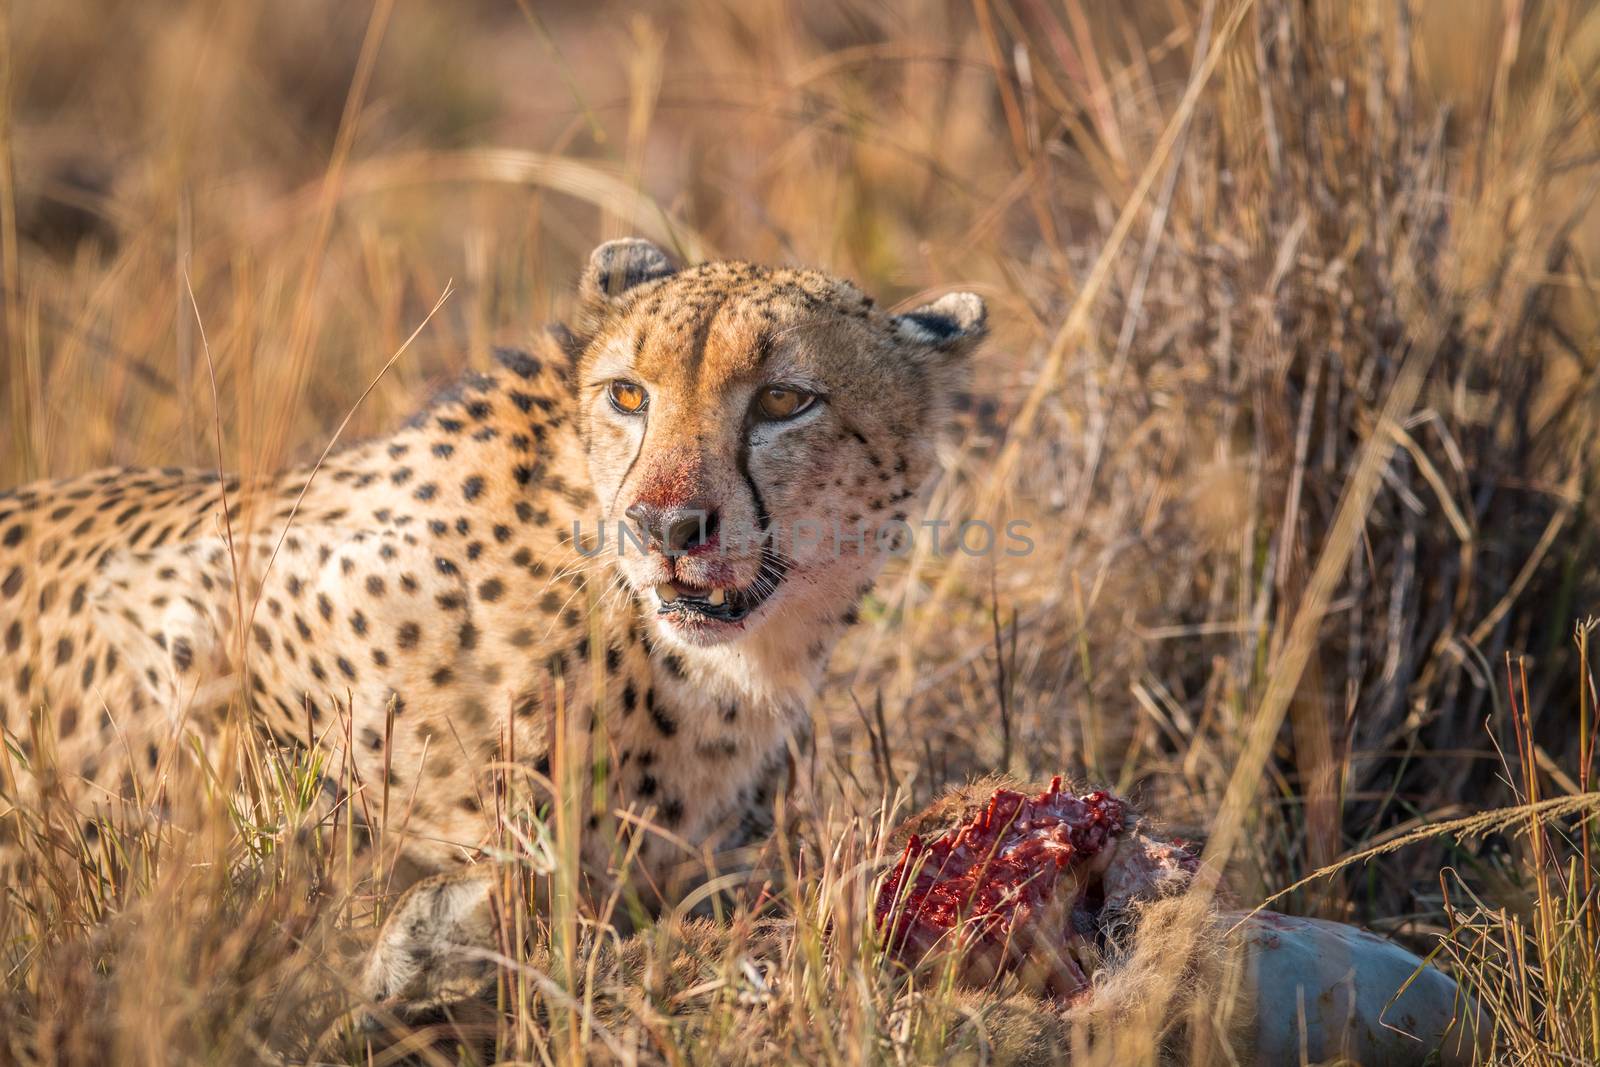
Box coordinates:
[0,238,985,908]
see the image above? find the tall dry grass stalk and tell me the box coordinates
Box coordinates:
[3,0,1599,1063]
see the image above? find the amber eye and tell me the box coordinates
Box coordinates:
[755,385,816,421]
[607,379,648,414]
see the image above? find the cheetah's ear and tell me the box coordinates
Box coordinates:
[580,238,678,318]
[891,291,987,356]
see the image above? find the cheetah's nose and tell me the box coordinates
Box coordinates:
[624,501,720,555]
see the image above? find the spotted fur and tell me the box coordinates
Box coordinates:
[0,239,985,901]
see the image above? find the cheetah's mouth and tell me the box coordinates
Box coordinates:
[651,549,789,625]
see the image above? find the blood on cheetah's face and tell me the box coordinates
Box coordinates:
[574,239,985,649]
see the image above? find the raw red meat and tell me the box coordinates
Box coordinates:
[874,778,1194,999]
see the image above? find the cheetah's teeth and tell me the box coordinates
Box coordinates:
[707,587,726,606]
[656,583,679,603]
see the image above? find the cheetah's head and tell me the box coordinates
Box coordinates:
[574,239,985,650]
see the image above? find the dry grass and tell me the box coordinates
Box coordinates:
[3,0,1600,1063]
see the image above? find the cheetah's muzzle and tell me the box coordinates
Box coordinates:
[654,546,790,625]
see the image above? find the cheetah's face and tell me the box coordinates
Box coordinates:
[574,240,985,649]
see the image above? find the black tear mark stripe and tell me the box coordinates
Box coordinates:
[736,405,774,536]
[611,410,648,517]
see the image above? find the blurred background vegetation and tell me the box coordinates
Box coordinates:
[3,0,1600,1062]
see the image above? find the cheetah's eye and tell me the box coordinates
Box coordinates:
[607,379,648,415]
[755,386,816,422]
